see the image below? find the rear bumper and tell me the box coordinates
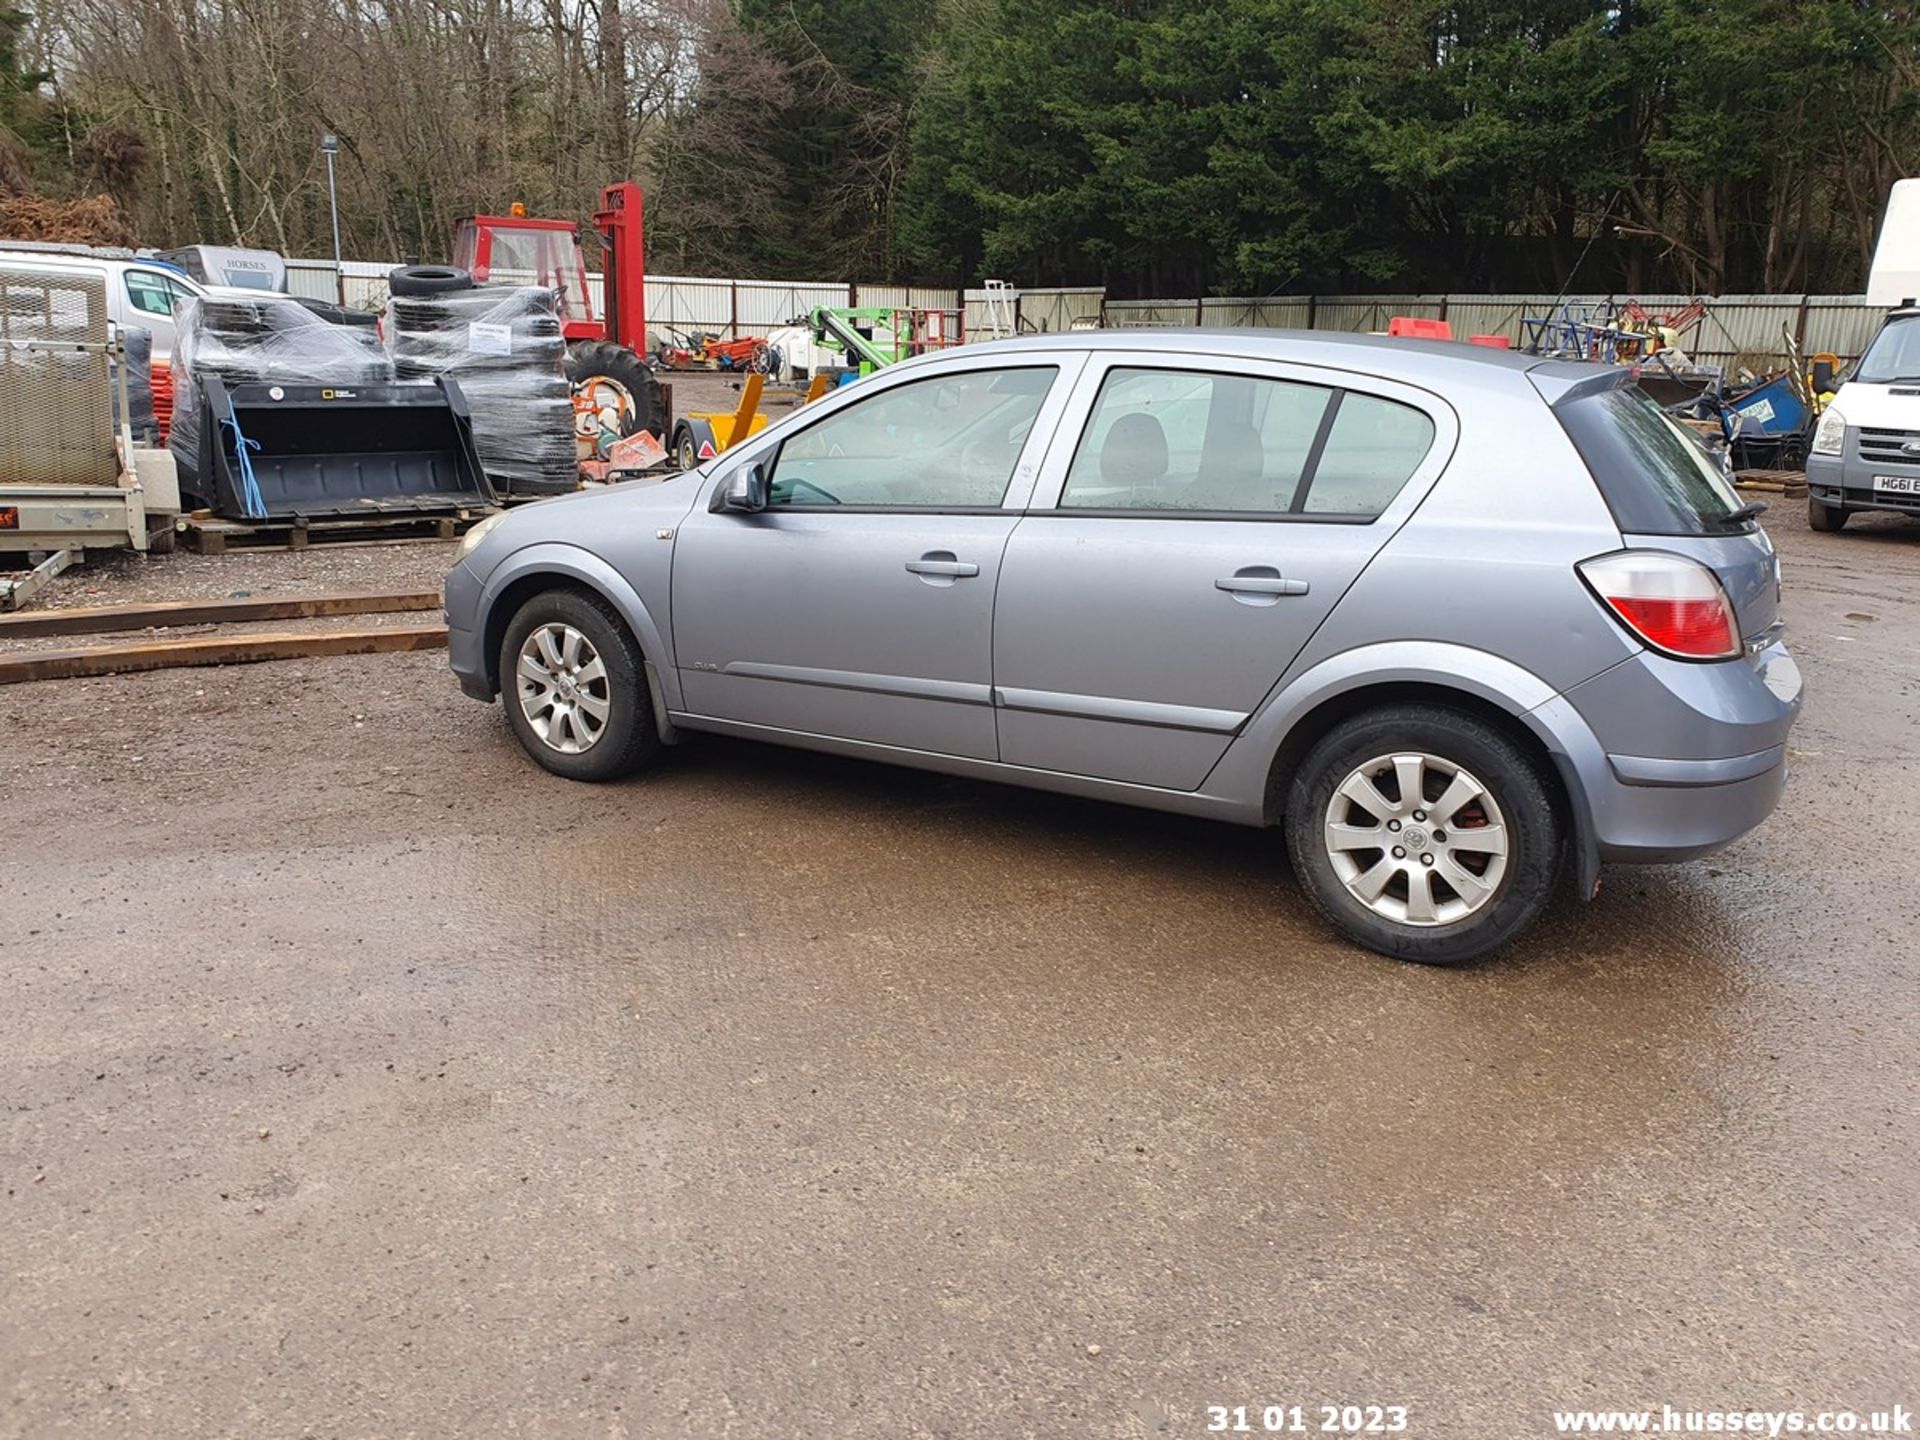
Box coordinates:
[1552,642,1801,868]
[0,484,145,553]
[1589,754,1789,863]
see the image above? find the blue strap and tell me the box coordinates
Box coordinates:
[220,414,267,520]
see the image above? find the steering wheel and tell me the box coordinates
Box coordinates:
[784,477,843,505]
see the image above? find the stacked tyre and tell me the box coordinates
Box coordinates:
[383,271,579,496]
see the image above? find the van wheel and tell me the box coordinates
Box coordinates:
[1284,705,1561,964]
[1808,496,1849,532]
[499,588,660,782]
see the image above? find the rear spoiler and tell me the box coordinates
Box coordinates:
[1526,360,1635,408]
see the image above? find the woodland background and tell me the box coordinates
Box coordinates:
[2,0,1916,295]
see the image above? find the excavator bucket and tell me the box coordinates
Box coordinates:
[196,375,497,522]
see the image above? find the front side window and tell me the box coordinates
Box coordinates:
[124,271,181,317]
[1059,366,1433,518]
[768,366,1057,509]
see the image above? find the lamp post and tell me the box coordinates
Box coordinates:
[320,133,344,305]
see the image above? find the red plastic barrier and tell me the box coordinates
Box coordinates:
[1468,334,1512,349]
[152,360,174,444]
[1387,316,1453,341]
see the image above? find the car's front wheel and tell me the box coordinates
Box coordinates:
[499,588,660,782]
[1284,705,1561,964]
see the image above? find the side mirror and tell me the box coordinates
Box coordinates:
[714,463,767,514]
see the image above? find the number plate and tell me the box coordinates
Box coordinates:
[1872,474,1920,494]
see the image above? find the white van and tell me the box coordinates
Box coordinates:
[1805,178,1920,530]
[0,244,204,360]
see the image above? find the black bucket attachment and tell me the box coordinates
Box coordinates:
[199,375,497,522]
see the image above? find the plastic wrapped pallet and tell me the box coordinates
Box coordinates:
[168,293,391,505]
[384,285,578,495]
[113,323,158,443]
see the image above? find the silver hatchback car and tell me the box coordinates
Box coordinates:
[445,331,1802,963]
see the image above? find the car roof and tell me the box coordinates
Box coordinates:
[962,326,1602,396]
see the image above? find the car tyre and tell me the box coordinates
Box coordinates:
[499,588,661,782]
[388,264,475,297]
[1807,496,1849,532]
[1284,705,1561,965]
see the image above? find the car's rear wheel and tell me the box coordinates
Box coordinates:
[1284,705,1561,964]
[1808,496,1849,532]
[499,588,660,782]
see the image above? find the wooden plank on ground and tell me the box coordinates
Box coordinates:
[0,623,448,685]
[0,590,440,640]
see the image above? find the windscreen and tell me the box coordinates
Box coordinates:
[1853,313,1920,384]
[1555,382,1752,535]
[461,225,592,324]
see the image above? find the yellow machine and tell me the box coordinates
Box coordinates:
[668,372,832,470]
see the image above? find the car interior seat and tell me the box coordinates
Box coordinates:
[1099,411,1170,501]
[1186,420,1268,510]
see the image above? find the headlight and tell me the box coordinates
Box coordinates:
[1811,406,1847,457]
[455,510,508,562]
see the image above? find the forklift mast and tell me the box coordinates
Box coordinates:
[593,183,647,354]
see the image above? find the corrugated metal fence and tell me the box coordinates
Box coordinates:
[1097,292,1885,368]
[285,259,1885,364]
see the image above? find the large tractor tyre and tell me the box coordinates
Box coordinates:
[388,265,474,298]
[566,339,667,450]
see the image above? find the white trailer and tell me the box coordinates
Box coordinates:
[1,262,179,608]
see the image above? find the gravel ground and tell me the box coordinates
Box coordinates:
[2,491,1914,1438]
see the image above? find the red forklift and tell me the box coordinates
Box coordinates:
[450,182,668,465]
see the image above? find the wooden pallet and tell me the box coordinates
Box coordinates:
[1734,469,1808,497]
[180,510,492,554]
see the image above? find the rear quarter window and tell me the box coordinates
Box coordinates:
[1554,384,1751,535]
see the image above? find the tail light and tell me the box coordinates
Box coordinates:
[1577,551,1741,661]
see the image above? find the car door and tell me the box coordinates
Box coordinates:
[671,355,1082,760]
[991,353,1457,790]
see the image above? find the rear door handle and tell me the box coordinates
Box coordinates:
[905,555,979,578]
[1216,570,1309,597]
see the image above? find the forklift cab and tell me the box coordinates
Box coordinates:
[451,212,598,339]
[448,183,647,351]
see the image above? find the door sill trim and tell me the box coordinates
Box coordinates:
[665,710,1263,823]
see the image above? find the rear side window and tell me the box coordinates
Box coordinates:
[1555,384,1750,535]
[1058,366,1434,518]
[1304,393,1437,515]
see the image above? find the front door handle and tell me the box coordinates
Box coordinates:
[905,553,979,579]
[1216,567,1309,597]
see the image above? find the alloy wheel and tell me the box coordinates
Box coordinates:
[1322,751,1510,927]
[516,622,611,754]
